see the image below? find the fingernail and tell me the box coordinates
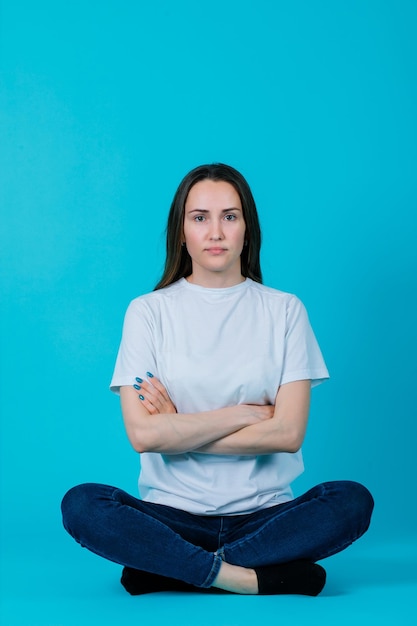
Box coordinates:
[133,384,141,390]
[146,372,154,378]
[135,377,143,383]
[139,394,145,401]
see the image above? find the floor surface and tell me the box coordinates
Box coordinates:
[1,531,416,626]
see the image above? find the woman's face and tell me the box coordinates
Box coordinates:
[183,179,246,287]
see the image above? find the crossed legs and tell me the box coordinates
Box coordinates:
[61,480,373,595]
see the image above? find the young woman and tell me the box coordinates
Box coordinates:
[62,163,373,596]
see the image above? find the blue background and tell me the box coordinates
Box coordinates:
[1,1,416,625]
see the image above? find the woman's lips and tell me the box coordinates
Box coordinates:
[205,247,227,254]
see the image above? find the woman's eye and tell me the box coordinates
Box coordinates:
[194,215,205,222]
[224,214,237,221]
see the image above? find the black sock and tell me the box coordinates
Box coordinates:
[121,567,197,595]
[120,567,233,595]
[255,560,326,596]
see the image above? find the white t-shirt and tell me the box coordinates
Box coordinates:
[110,278,329,515]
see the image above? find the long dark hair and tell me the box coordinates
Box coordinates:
[154,163,262,290]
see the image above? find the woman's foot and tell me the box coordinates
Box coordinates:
[121,567,195,594]
[121,567,230,595]
[212,560,326,596]
[255,560,326,596]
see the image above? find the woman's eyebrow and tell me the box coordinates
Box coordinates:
[187,207,242,213]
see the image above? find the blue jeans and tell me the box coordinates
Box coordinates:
[61,481,373,588]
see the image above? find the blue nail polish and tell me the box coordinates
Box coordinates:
[146,371,154,378]
[133,384,141,390]
[135,377,143,383]
[139,394,145,401]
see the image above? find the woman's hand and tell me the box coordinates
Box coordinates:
[243,404,275,423]
[133,374,177,415]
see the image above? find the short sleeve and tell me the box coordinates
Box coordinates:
[109,298,158,394]
[280,296,329,388]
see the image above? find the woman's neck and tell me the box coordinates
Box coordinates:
[185,272,246,289]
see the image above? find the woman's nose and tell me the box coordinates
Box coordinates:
[209,220,224,240]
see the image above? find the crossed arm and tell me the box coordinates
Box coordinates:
[120,376,311,456]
